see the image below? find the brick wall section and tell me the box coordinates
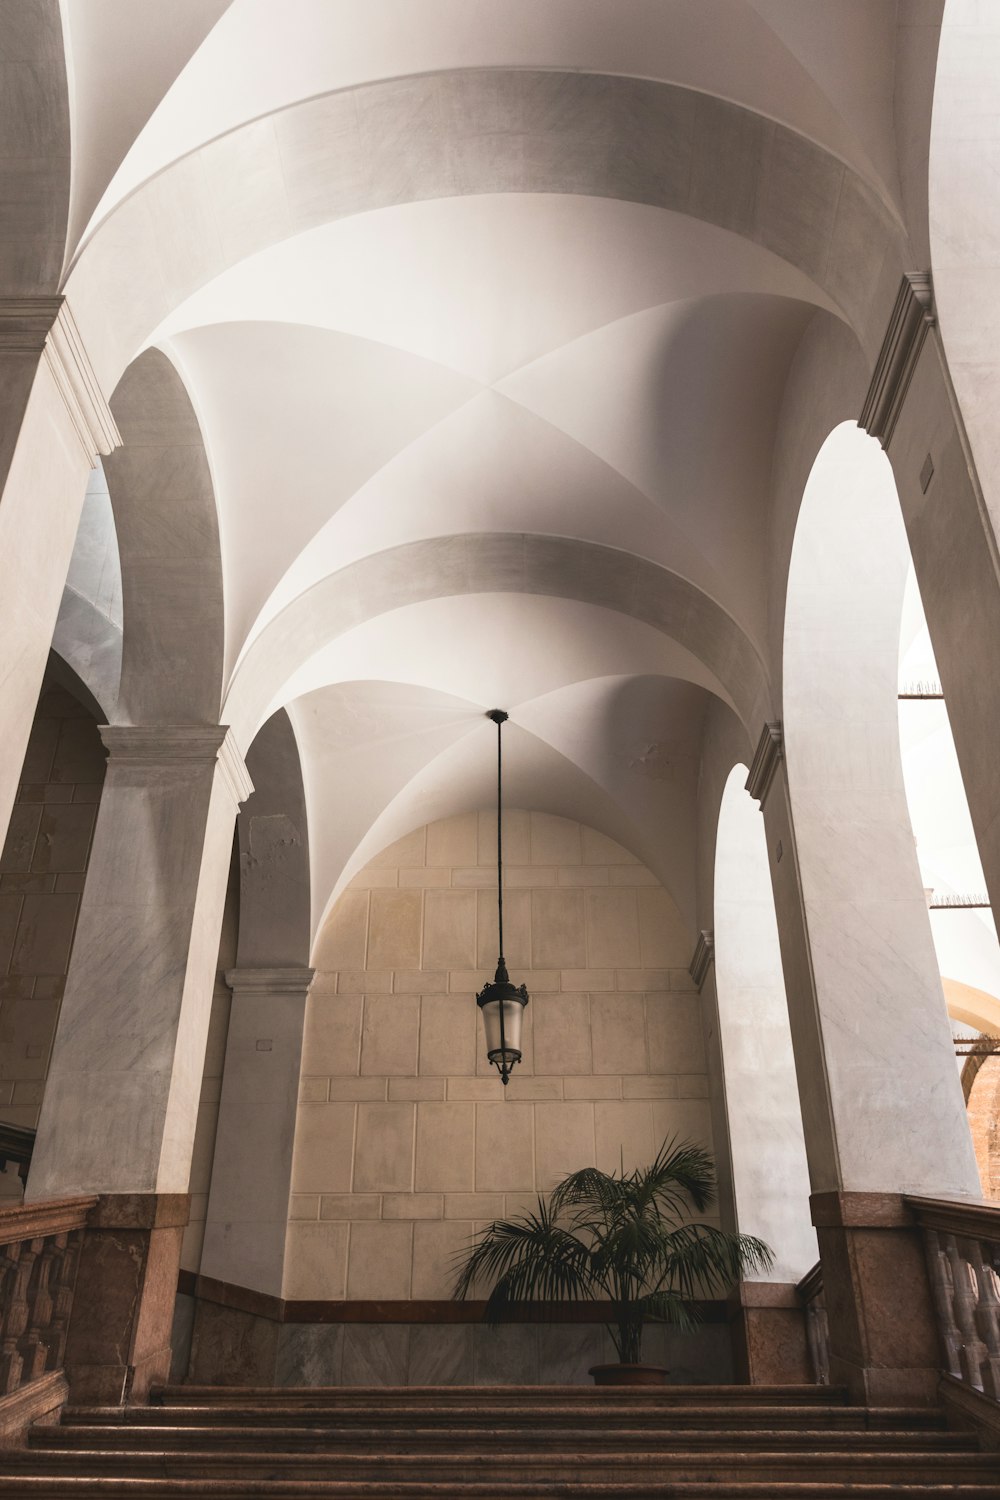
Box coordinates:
[286,811,715,1301]
[967,1053,1000,1200]
[0,676,105,1193]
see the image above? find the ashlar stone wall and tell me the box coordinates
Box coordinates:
[286,811,714,1302]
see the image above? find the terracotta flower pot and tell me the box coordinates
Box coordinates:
[588,1363,669,1386]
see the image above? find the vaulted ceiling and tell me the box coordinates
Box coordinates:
[54,0,940,946]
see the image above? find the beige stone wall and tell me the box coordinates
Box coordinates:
[286,812,713,1301]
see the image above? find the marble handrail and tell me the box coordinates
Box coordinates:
[0,1196,94,1402]
[795,1261,829,1385]
[907,1196,1000,1399]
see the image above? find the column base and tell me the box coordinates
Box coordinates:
[728,1282,811,1384]
[64,1194,189,1404]
[812,1192,940,1406]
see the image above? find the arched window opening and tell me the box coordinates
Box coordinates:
[713,763,815,1282]
[898,567,1000,1197]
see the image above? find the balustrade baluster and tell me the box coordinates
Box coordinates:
[44,1232,78,1371]
[925,1229,962,1377]
[945,1233,986,1389]
[0,1244,31,1396]
[968,1237,1000,1398]
[15,1240,46,1386]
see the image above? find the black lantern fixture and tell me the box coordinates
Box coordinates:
[477,709,529,1085]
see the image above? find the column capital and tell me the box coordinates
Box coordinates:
[745,721,784,807]
[859,272,935,449]
[0,295,120,461]
[99,725,254,806]
[689,930,715,991]
[225,966,315,998]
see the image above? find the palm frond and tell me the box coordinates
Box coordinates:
[452,1200,599,1320]
[452,1137,776,1352]
[652,1223,774,1301]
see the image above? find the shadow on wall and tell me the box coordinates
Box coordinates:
[0,663,106,1197]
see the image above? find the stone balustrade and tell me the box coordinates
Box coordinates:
[0,1197,95,1424]
[795,1261,829,1386]
[908,1196,1000,1400]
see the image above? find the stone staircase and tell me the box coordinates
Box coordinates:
[0,1383,997,1496]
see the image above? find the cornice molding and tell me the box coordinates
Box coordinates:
[859,272,935,449]
[745,722,784,807]
[225,966,315,998]
[689,930,715,991]
[0,296,120,461]
[100,725,254,806]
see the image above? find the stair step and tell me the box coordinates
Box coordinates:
[5,1448,999,1482]
[0,1480,999,1498]
[152,1385,850,1407]
[2,1381,992,1497]
[62,1404,950,1431]
[33,1424,980,1454]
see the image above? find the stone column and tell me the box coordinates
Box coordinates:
[26,724,252,1401]
[862,275,1000,935]
[0,299,119,846]
[751,725,979,1403]
[192,966,313,1380]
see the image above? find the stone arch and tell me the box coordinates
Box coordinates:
[237,709,311,969]
[225,533,771,748]
[103,347,225,725]
[781,419,977,1194]
[0,0,71,295]
[66,70,905,390]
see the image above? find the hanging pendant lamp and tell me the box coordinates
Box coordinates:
[477,709,529,1085]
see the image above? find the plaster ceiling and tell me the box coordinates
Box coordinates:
[51,2,926,932]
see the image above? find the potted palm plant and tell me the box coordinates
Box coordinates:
[454,1139,772,1383]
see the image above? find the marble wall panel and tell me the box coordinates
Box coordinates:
[533,992,591,1075]
[422,890,477,970]
[586,889,641,968]
[282,1222,349,1299]
[303,993,363,1075]
[637,888,690,966]
[412,1219,474,1298]
[646,994,707,1075]
[312,889,368,969]
[346,1221,414,1298]
[290,1103,356,1194]
[591,993,647,1075]
[361,994,419,1076]
[529,812,582,865]
[478,809,530,866]
[594,1100,655,1174]
[419,992,477,1076]
[415,1101,475,1192]
[367,890,422,969]
[534,1101,595,1190]
[353,1102,415,1192]
[475,1102,534,1192]
[530,889,587,968]
[426,813,478,868]
[476,887,530,968]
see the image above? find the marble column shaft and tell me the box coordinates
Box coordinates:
[0,298,119,846]
[27,725,252,1199]
[760,753,977,1200]
[200,966,313,1298]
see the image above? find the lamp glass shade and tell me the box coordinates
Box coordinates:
[480,993,525,1067]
